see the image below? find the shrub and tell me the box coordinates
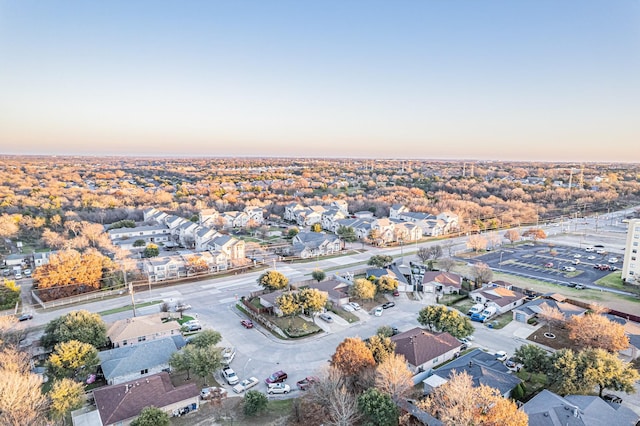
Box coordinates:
[243,390,268,416]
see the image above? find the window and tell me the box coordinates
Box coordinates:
[140,369,148,375]
[122,340,127,346]
[138,336,146,342]
[633,257,637,261]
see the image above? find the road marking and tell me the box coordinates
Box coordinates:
[219,297,237,304]
[160,291,182,298]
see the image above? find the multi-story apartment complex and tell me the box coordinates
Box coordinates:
[622,219,640,284]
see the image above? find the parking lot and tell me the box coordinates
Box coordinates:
[474,243,624,290]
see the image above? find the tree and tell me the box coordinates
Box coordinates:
[337,225,357,243]
[376,325,394,338]
[41,310,107,351]
[186,255,209,273]
[276,291,300,318]
[504,229,521,246]
[133,239,146,247]
[169,349,193,380]
[243,390,268,416]
[567,313,629,352]
[143,243,160,258]
[189,329,222,348]
[466,234,488,252]
[514,344,549,380]
[331,337,376,377]
[429,245,443,261]
[311,223,322,232]
[0,370,48,426]
[417,305,474,339]
[375,353,413,400]
[470,262,493,287]
[49,378,85,421]
[287,227,299,238]
[437,257,456,272]
[547,349,583,395]
[189,345,223,385]
[580,348,640,397]
[357,388,399,426]
[308,368,361,426]
[298,287,328,319]
[350,278,377,301]
[417,247,430,263]
[418,371,528,426]
[368,255,394,268]
[130,406,170,426]
[257,270,289,291]
[366,334,396,364]
[538,304,565,334]
[312,269,326,282]
[376,275,398,293]
[33,249,105,294]
[523,228,546,241]
[48,340,100,380]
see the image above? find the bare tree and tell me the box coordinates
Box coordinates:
[470,262,493,287]
[539,304,565,333]
[504,229,520,246]
[375,353,413,400]
[466,234,488,252]
[309,367,361,426]
[437,258,456,272]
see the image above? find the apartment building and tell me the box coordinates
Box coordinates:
[622,219,640,284]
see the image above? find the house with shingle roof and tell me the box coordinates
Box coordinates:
[107,313,182,348]
[306,279,351,307]
[390,327,462,373]
[469,284,527,315]
[422,271,462,295]
[91,372,199,426]
[522,389,639,426]
[512,294,588,323]
[424,349,522,397]
[291,232,341,258]
[99,338,178,385]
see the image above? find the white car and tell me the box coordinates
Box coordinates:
[609,257,619,263]
[267,383,291,394]
[587,255,596,260]
[342,304,355,312]
[222,367,239,385]
[573,254,582,258]
[349,302,361,311]
[495,351,508,362]
[374,307,383,317]
[563,266,576,272]
[232,377,259,393]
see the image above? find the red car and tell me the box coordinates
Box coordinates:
[265,370,288,384]
[240,319,254,329]
[296,376,319,390]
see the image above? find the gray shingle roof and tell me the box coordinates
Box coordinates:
[99,338,178,382]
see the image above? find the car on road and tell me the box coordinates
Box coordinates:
[240,319,254,329]
[296,376,319,391]
[495,351,508,362]
[222,367,239,385]
[382,301,395,309]
[374,307,383,317]
[585,247,595,252]
[391,326,400,335]
[348,302,361,311]
[18,313,33,321]
[544,262,554,268]
[232,377,259,393]
[458,337,473,348]
[267,383,291,394]
[175,303,192,311]
[265,370,288,384]
[184,321,202,332]
[342,304,355,312]
[575,284,586,290]
[319,313,333,323]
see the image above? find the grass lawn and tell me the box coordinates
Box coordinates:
[170,395,294,425]
[98,300,162,316]
[268,314,322,338]
[450,298,476,314]
[484,312,513,330]
[515,370,548,402]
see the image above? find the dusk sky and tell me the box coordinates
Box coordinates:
[1,1,638,162]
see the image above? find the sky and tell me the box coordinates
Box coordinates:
[0,1,639,162]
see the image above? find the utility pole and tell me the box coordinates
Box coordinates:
[124,266,136,317]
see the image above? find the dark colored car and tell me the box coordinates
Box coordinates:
[296,376,319,390]
[265,370,288,384]
[240,319,254,329]
[18,313,33,321]
[603,394,622,404]
[392,290,400,297]
[382,301,396,309]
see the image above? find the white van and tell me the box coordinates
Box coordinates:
[467,303,484,316]
[222,347,236,365]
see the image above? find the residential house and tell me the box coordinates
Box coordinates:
[206,234,245,265]
[335,218,372,239]
[512,293,588,323]
[422,271,462,294]
[390,204,410,220]
[522,389,639,426]
[469,285,527,315]
[391,220,423,242]
[143,256,185,282]
[198,208,219,226]
[284,203,306,222]
[107,313,182,348]
[424,349,522,398]
[295,206,325,227]
[437,212,459,233]
[194,227,220,252]
[244,206,265,224]
[306,278,351,307]
[32,251,53,267]
[220,210,250,229]
[354,211,374,219]
[108,225,172,250]
[143,207,169,224]
[176,221,199,248]
[99,338,178,385]
[290,232,341,259]
[321,208,347,232]
[366,264,411,293]
[370,218,395,244]
[90,372,199,426]
[259,290,284,316]
[330,200,349,215]
[390,327,462,373]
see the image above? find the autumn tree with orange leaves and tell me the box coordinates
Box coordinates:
[33,249,107,300]
[568,313,629,352]
[330,337,376,377]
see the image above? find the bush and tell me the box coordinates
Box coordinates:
[243,390,268,416]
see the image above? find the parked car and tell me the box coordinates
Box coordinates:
[18,313,33,321]
[184,322,202,332]
[572,259,580,265]
[587,255,596,260]
[342,304,355,312]
[573,254,582,258]
[585,247,595,252]
[602,394,623,404]
[319,313,334,323]
[495,351,508,362]
[596,249,606,255]
[296,376,319,391]
[392,289,400,297]
[23,268,32,277]
[265,370,288,384]
[544,262,554,268]
[267,383,291,394]
[240,319,254,329]
[458,337,473,347]
[382,301,395,309]
[232,377,259,393]
[562,266,576,272]
[348,302,361,311]
[575,284,586,290]
[505,357,521,369]
[391,326,400,336]
[222,367,239,385]
[175,303,192,311]
[608,257,619,263]
[222,347,236,365]
[374,307,383,317]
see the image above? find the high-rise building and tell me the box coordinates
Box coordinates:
[622,219,640,284]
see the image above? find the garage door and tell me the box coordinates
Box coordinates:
[515,313,525,322]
